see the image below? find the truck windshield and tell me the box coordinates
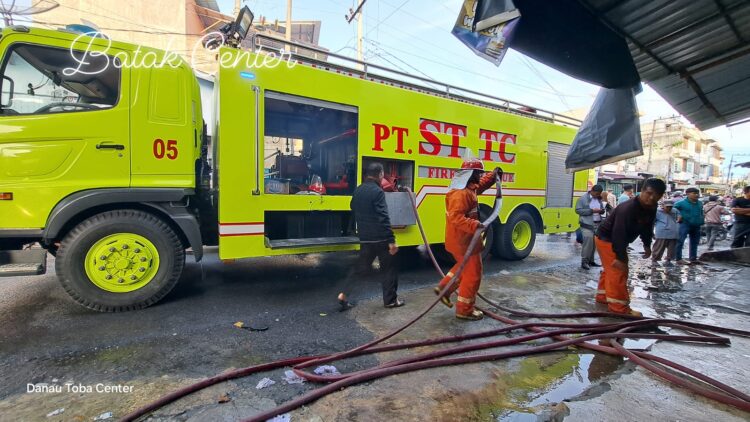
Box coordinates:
[0,43,120,116]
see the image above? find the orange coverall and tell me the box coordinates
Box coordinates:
[437,172,496,316]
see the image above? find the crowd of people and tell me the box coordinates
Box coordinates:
[576,182,750,315]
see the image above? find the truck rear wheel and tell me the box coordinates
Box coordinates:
[432,208,495,265]
[495,209,536,260]
[55,210,185,312]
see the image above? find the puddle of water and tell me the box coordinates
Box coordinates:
[625,260,729,319]
[490,353,623,421]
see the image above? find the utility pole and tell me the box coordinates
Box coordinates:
[357,7,363,63]
[346,0,368,68]
[645,119,658,173]
[726,153,750,189]
[282,0,293,53]
[234,0,241,16]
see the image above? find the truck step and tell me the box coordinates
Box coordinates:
[268,236,360,249]
[0,249,47,277]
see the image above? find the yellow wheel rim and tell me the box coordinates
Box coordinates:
[511,221,532,250]
[84,233,160,293]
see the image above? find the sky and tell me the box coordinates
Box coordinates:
[218,1,742,178]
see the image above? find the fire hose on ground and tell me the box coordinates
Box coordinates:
[121,174,750,422]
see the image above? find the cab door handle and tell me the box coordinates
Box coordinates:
[96,143,125,150]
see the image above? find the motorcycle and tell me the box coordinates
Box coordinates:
[700,212,733,244]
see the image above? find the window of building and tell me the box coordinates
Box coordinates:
[1,43,120,116]
[695,141,701,154]
[263,91,358,196]
[686,160,694,174]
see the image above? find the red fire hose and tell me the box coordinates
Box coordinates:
[122,175,750,422]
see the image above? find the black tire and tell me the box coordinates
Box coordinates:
[478,207,495,261]
[431,243,455,265]
[55,210,185,312]
[494,209,537,260]
[430,209,495,265]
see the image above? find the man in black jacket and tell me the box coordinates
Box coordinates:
[338,163,404,310]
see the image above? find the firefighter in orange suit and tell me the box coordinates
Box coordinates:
[434,157,501,321]
[595,178,666,317]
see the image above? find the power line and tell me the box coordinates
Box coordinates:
[367,38,593,100]
[367,39,435,81]
[365,0,410,37]
[520,56,572,109]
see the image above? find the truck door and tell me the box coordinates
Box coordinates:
[0,38,130,230]
[129,64,196,188]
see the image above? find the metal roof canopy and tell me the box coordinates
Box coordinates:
[581,0,750,130]
[478,0,750,130]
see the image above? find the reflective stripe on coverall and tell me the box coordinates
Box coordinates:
[594,236,632,314]
[439,172,496,316]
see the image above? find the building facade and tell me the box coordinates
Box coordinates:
[30,1,324,73]
[599,117,726,193]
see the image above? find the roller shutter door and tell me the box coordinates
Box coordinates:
[546,142,574,208]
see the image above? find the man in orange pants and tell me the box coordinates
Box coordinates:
[434,157,501,321]
[595,178,666,316]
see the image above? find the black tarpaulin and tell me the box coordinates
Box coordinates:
[565,86,644,172]
[473,0,640,89]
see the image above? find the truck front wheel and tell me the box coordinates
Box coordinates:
[55,210,185,312]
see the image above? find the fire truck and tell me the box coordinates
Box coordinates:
[0,15,587,311]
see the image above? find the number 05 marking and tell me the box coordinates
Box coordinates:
[153,139,178,160]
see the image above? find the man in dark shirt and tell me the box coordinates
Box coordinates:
[337,162,403,310]
[731,186,750,248]
[595,178,666,316]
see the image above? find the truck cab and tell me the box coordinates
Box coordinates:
[0,26,206,311]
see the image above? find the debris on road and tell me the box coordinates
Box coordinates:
[46,408,64,417]
[319,313,327,317]
[233,321,269,331]
[585,280,598,290]
[255,377,276,389]
[218,393,231,403]
[93,411,113,421]
[500,270,510,275]
[267,414,290,422]
[313,365,340,376]
[282,370,306,385]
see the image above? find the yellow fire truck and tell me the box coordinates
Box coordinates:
[0,16,587,311]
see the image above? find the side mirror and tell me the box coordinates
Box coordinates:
[1,75,14,108]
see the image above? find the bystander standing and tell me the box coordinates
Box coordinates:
[576,184,605,270]
[703,195,731,251]
[652,200,680,265]
[674,187,704,264]
[618,184,634,205]
[730,186,750,248]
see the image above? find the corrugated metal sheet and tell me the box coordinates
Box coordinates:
[195,0,220,12]
[583,0,750,130]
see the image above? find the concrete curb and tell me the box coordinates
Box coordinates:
[700,247,750,264]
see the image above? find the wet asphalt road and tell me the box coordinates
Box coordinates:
[0,236,581,405]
